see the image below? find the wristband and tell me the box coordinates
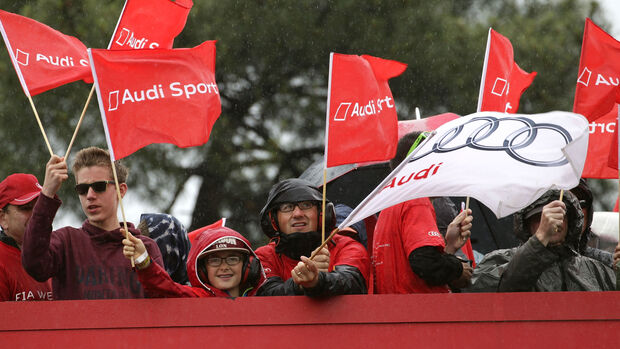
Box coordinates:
[135,250,149,265]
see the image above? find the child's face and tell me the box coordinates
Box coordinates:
[205,251,245,297]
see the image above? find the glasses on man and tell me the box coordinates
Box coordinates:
[206,255,243,267]
[277,201,316,213]
[75,181,115,195]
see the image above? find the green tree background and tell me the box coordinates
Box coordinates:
[0,0,615,246]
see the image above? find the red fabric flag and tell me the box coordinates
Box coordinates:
[477,29,537,113]
[325,53,407,167]
[573,18,620,122]
[0,10,92,97]
[89,41,220,160]
[109,0,193,50]
[187,218,226,245]
[589,113,618,178]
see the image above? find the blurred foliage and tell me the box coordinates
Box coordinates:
[0,0,615,246]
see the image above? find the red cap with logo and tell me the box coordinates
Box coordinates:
[0,174,42,209]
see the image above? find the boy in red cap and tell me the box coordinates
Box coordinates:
[0,174,52,301]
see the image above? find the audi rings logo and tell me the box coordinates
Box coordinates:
[409,116,572,167]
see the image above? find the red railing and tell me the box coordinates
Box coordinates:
[1,292,619,348]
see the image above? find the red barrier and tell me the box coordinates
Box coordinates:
[1,292,619,348]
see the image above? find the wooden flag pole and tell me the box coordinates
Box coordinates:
[110,159,134,267]
[321,53,334,244]
[27,95,53,157]
[321,168,328,243]
[65,85,96,158]
[559,189,564,202]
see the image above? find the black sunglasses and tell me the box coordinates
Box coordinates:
[75,181,115,195]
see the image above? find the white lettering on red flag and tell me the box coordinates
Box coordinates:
[89,41,220,160]
[325,53,407,167]
[477,28,536,113]
[339,111,589,228]
[109,0,193,50]
[0,10,92,97]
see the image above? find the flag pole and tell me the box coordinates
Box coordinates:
[321,52,335,243]
[27,96,54,157]
[65,85,96,158]
[321,169,328,243]
[111,158,134,267]
[463,28,492,214]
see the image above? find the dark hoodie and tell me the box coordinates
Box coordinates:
[466,190,615,292]
[136,227,266,298]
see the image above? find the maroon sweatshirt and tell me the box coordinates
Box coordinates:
[22,194,163,300]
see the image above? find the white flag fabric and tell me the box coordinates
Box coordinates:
[339,111,589,229]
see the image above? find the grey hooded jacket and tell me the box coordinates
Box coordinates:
[466,190,616,292]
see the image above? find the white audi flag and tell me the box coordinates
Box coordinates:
[339,111,589,228]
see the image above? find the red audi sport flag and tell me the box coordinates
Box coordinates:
[0,10,92,97]
[325,53,407,167]
[89,41,220,160]
[573,18,620,122]
[477,28,536,113]
[109,0,193,50]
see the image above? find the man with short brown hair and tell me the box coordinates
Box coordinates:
[22,147,162,300]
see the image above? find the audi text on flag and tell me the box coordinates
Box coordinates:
[477,28,536,113]
[325,53,407,167]
[0,10,92,97]
[573,18,620,122]
[339,111,589,228]
[583,105,618,178]
[89,41,220,161]
[109,0,193,50]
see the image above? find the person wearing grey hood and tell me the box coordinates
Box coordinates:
[466,189,615,292]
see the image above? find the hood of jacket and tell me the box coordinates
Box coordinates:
[187,226,265,296]
[513,189,584,251]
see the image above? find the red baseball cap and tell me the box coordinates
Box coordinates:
[0,174,42,209]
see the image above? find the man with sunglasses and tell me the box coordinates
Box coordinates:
[21,147,163,300]
[0,174,52,301]
[256,178,369,296]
